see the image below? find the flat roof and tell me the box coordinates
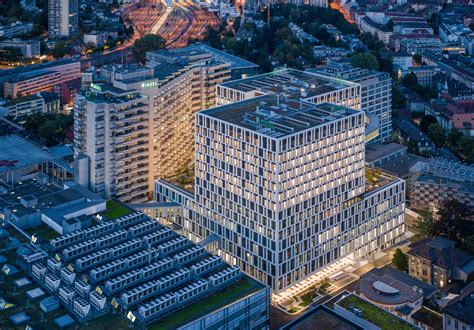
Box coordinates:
[175,44,259,70]
[378,153,427,178]
[201,95,359,138]
[281,305,363,330]
[219,68,358,98]
[0,135,55,174]
[359,272,423,306]
[0,59,75,79]
[336,293,418,330]
[365,142,407,164]
[149,275,265,330]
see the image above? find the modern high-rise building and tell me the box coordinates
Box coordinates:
[74,84,150,202]
[48,0,79,37]
[311,62,393,143]
[155,69,406,293]
[75,46,257,202]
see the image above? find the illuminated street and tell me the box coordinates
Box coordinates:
[330,1,354,24]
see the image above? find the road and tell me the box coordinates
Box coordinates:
[330,1,355,24]
[123,0,219,49]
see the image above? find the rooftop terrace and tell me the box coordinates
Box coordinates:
[281,305,363,330]
[219,68,358,99]
[336,293,418,330]
[201,95,360,138]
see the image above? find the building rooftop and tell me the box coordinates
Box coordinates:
[442,282,474,326]
[411,307,442,330]
[280,305,363,330]
[308,63,389,82]
[336,293,419,330]
[201,95,360,138]
[408,237,474,270]
[0,135,55,174]
[378,153,427,178]
[1,94,43,107]
[0,59,76,79]
[169,44,259,70]
[219,68,359,99]
[359,270,424,307]
[26,209,264,326]
[365,142,407,164]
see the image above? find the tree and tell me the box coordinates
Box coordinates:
[427,123,445,147]
[414,209,435,238]
[392,248,408,272]
[350,53,379,70]
[419,115,437,133]
[447,129,463,148]
[432,198,474,242]
[402,72,419,88]
[392,86,405,109]
[132,34,166,64]
[463,235,474,255]
[413,54,422,65]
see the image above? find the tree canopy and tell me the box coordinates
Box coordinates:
[431,199,474,242]
[427,123,445,147]
[392,248,408,272]
[23,112,72,147]
[132,34,166,64]
[350,53,380,71]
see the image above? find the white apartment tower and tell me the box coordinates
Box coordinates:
[74,47,233,202]
[155,70,405,293]
[74,84,150,202]
[48,0,79,37]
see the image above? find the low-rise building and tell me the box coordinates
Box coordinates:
[333,292,420,329]
[461,33,474,56]
[0,59,82,99]
[397,66,440,87]
[0,21,34,37]
[359,267,436,319]
[439,23,468,43]
[393,118,435,153]
[83,31,118,47]
[442,282,474,330]
[451,113,474,137]
[408,237,474,288]
[410,158,474,211]
[393,21,433,35]
[383,52,413,69]
[360,16,393,44]
[365,142,408,167]
[0,38,41,58]
[0,94,44,120]
[312,45,352,60]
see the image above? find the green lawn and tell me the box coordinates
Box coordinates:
[101,200,134,220]
[338,294,417,330]
[149,276,262,330]
[24,223,60,242]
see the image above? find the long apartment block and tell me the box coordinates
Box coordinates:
[74,47,238,202]
[155,89,405,293]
